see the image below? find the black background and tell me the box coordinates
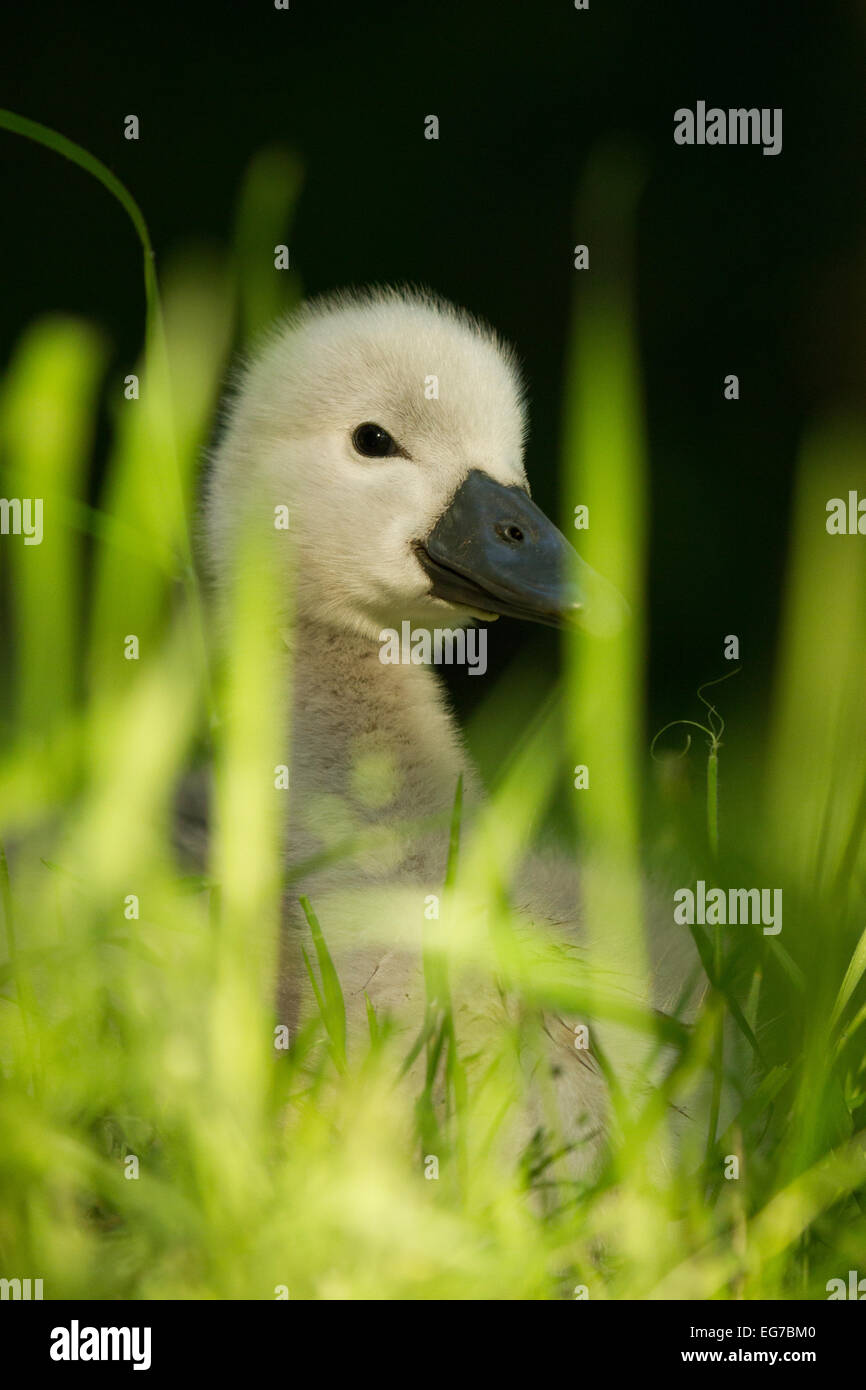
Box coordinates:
[1,0,864,741]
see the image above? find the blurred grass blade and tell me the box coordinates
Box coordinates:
[561,144,651,1057]
[0,317,106,737]
[233,145,304,342]
[767,416,866,892]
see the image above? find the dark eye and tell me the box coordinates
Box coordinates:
[352,422,399,458]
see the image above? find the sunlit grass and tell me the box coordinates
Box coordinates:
[0,115,864,1300]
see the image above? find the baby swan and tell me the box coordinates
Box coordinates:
[204,285,602,848]
[202,287,693,1167]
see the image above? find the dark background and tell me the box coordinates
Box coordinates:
[1,0,865,746]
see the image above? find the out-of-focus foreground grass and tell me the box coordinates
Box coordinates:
[0,120,865,1300]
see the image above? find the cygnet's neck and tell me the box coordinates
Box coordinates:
[288,614,478,825]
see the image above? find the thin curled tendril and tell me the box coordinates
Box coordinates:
[696,666,742,743]
[650,668,741,761]
[650,720,710,762]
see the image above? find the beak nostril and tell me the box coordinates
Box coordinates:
[497,523,525,544]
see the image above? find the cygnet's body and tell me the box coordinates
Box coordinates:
[200,287,703,1171]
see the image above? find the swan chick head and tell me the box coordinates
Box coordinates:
[204,287,610,640]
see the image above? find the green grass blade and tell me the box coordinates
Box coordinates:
[299,895,347,1070]
[829,921,866,1035]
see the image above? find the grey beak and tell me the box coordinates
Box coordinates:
[415,469,623,631]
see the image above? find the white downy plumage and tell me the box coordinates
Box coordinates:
[200,286,705,1171]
